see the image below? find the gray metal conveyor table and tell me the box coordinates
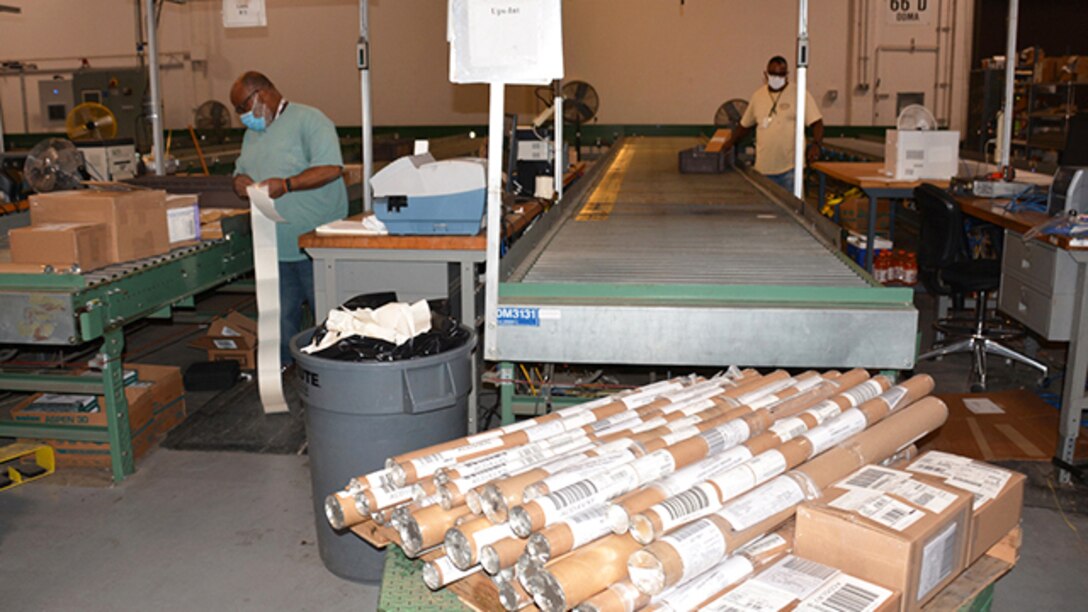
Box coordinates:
[487,137,918,421]
[0,215,253,482]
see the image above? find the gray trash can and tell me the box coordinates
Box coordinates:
[291,328,475,583]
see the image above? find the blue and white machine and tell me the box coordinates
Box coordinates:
[371,153,487,235]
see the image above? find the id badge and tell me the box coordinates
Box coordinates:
[762,116,773,128]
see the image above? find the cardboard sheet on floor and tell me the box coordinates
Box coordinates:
[247,184,289,414]
[921,389,1088,461]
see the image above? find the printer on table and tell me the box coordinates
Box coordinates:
[370,153,487,235]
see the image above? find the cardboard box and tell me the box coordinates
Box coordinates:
[839,196,892,235]
[795,464,974,611]
[190,311,258,369]
[704,554,901,611]
[906,451,1025,564]
[13,364,186,469]
[27,417,157,468]
[884,130,960,181]
[8,222,111,271]
[11,385,155,434]
[29,188,169,263]
[199,208,248,240]
[166,194,201,245]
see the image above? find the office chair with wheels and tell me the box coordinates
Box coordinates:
[914,183,1047,390]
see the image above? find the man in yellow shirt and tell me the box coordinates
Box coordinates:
[724,55,824,193]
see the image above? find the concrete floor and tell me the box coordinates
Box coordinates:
[2,290,1088,610]
[0,449,379,611]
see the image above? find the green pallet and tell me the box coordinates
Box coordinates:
[378,547,467,612]
[960,584,994,612]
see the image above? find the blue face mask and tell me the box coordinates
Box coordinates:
[240,111,266,132]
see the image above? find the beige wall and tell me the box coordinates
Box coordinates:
[1,0,974,134]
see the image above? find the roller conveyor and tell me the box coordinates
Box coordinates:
[489,137,918,369]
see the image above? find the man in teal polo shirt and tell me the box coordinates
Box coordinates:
[231,71,348,365]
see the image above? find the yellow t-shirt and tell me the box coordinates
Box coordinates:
[740,83,823,176]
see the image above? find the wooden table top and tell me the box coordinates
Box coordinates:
[811,161,949,190]
[298,201,545,252]
[957,196,1088,251]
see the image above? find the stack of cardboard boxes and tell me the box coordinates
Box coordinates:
[730,452,1025,612]
[12,363,187,468]
[7,187,202,272]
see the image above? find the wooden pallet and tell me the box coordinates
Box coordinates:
[369,522,1020,611]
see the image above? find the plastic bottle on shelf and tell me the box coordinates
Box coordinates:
[903,251,919,285]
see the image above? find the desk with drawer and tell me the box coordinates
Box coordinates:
[959,196,1088,483]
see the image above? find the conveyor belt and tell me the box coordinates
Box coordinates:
[520,138,867,287]
[490,136,918,369]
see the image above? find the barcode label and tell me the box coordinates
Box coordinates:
[798,574,893,612]
[657,446,752,496]
[747,450,789,484]
[877,385,909,412]
[802,409,868,455]
[659,425,701,447]
[755,555,837,599]
[803,400,843,424]
[703,579,799,612]
[719,476,806,531]
[709,464,758,502]
[840,379,884,407]
[946,463,1012,510]
[660,518,728,582]
[659,483,714,522]
[550,480,598,511]
[737,532,788,559]
[856,494,925,531]
[918,522,959,599]
[769,417,809,442]
[701,420,750,456]
[566,506,612,548]
[836,466,912,492]
[890,479,958,514]
[906,451,973,478]
[633,450,677,484]
[657,555,755,612]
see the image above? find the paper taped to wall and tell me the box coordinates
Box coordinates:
[248,184,290,414]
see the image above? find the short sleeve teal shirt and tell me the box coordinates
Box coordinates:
[234,102,348,261]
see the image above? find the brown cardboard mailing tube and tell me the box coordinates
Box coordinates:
[385,377,688,470]
[495,571,534,611]
[605,374,870,535]
[422,554,482,590]
[627,396,949,595]
[480,468,554,524]
[389,378,696,486]
[641,526,794,612]
[530,534,644,612]
[628,374,933,543]
[481,535,531,575]
[573,580,649,612]
[324,490,367,530]
[526,505,613,563]
[398,503,473,557]
[627,507,796,595]
[445,515,515,569]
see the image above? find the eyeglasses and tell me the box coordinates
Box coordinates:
[235,90,260,114]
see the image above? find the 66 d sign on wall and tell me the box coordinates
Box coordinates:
[885,0,932,25]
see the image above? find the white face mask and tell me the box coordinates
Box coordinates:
[767,75,787,91]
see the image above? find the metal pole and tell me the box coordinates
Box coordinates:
[359,0,374,212]
[484,83,505,359]
[792,0,809,199]
[554,80,563,201]
[998,0,1018,174]
[145,0,165,175]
